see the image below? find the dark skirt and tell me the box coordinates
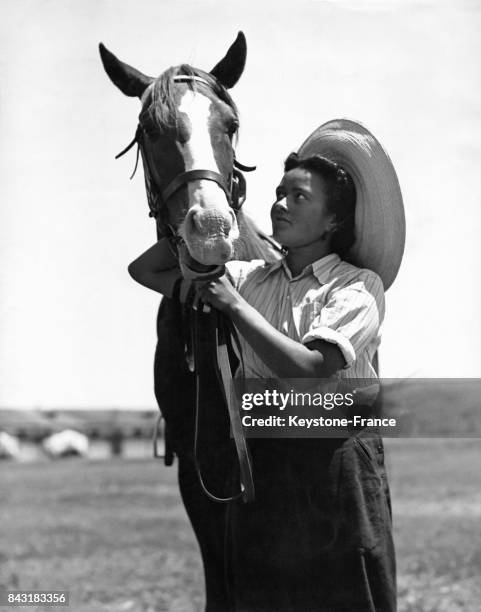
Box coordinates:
[174,427,395,612]
[225,436,396,612]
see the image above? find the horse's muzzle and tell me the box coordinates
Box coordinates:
[184,236,234,265]
[183,205,238,265]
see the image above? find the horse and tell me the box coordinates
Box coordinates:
[99,33,282,611]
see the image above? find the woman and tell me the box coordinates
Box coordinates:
[129,120,405,611]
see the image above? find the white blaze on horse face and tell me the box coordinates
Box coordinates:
[178,89,238,264]
[178,90,219,174]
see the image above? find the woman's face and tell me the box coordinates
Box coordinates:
[270,167,334,249]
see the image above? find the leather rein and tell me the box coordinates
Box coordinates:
[117,74,256,503]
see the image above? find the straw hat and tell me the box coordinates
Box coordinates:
[298,119,405,290]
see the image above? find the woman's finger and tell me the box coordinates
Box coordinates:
[197,285,212,305]
[197,284,208,298]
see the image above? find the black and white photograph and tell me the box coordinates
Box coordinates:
[1,1,481,611]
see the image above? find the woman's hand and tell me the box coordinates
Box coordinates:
[197,273,344,377]
[196,275,243,314]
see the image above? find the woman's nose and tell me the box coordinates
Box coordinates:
[272,197,288,212]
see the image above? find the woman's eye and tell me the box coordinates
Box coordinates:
[295,192,306,200]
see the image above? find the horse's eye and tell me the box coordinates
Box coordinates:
[139,121,159,141]
[146,129,160,141]
[227,120,239,136]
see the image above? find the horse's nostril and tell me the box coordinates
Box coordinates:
[188,208,233,236]
[190,210,203,233]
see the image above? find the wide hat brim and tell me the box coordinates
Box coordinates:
[298,119,405,290]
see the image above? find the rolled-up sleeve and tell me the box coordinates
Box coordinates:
[301,272,385,369]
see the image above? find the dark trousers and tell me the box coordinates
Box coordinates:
[175,433,396,612]
[225,435,396,612]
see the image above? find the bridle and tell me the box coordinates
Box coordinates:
[116,75,255,240]
[117,74,256,503]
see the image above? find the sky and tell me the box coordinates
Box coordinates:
[1,0,480,409]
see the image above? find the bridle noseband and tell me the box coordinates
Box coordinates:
[162,168,230,202]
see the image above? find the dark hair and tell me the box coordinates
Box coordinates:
[284,152,356,257]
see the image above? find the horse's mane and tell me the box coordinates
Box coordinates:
[140,64,239,133]
[233,211,283,264]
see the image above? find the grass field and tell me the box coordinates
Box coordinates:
[1,439,481,612]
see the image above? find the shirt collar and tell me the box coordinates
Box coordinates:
[255,253,341,284]
[311,253,342,284]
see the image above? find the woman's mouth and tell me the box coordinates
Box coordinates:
[273,216,291,226]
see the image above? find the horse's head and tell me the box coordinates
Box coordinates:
[100,33,248,267]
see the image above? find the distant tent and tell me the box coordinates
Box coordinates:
[42,429,89,458]
[0,409,54,439]
[0,432,21,460]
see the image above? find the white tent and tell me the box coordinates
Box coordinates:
[0,432,21,460]
[42,429,89,458]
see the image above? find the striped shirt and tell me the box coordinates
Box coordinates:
[225,253,385,381]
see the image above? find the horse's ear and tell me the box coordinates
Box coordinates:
[99,43,154,98]
[210,32,247,89]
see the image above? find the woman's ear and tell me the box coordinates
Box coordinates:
[319,216,338,242]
